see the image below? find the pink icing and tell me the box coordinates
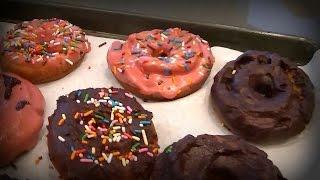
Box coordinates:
[1,19,91,83]
[107,28,214,99]
[0,73,45,166]
[2,18,90,65]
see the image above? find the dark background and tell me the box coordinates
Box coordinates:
[2,0,319,43]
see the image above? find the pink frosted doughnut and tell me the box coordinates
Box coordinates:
[0,72,45,166]
[107,28,214,100]
[1,18,91,84]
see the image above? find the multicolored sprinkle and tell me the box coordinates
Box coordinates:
[56,88,158,167]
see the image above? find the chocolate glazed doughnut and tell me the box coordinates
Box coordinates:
[211,50,315,142]
[1,18,91,84]
[47,87,159,180]
[107,28,214,100]
[152,134,286,180]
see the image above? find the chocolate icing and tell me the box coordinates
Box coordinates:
[211,50,315,142]
[47,87,159,180]
[152,134,286,180]
[2,74,21,100]
[15,100,30,111]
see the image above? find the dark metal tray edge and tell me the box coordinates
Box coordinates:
[1,0,319,65]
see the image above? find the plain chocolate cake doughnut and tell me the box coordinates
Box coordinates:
[211,50,314,142]
[152,134,286,180]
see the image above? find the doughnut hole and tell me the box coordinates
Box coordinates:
[257,55,271,64]
[234,55,254,69]
[279,60,290,71]
[151,48,170,58]
[249,73,278,98]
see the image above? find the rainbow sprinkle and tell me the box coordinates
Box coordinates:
[1,18,89,65]
[58,88,158,167]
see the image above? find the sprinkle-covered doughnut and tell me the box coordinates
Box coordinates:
[211,51,315,142]
[47,87,159,180]
[152,134,286,180]
[0,72,45,167]
[1,18,91,84]
[107,28,214,100]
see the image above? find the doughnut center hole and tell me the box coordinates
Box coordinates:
[153,50,169,58]
[151,47,171,58]
[249,73,276,98]
[161,51,169,57]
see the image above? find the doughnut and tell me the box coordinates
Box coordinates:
[0,72,45,167]
[107,28,214,100]
[47,87,159,180]
[152,134,286,180]
[1,18,91,84]
[211,50,315,142]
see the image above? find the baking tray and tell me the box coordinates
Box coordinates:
[0,1,320,180]
[0,0,319,65]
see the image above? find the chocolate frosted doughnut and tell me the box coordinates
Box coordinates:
[47,87,159,180]
[1,18,91,84]
[0,72,45,167]
[107,28,214,100]
[152,134,286,180]
[211,51,315,142]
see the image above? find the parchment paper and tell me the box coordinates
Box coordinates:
[0,22,319,180]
